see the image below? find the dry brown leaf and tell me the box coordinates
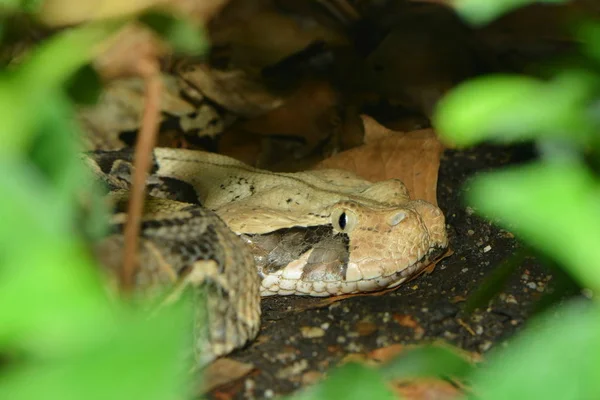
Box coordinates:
[391,378,463,400]
[239,81,339,144]
[209,6,347,70]
[94,24,168,80]
[393,314,425,336]
[315,115,444,206]
[199,357,255,394]
[39,0,162,26]
[40,0,228,26]
[79,73,203,150]
[179,64,284,117]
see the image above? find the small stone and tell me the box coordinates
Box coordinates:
[504,294,518,304]
[302,371,324,385]
[382,312,391,323]
[461,268,469,273]
[355,320,378,336]
[300,326,325,338]
[483,245,491,253]
[320,322,330,330]
[346,342,362,352]
[475,325,484,335]
[479,341,493,352]
[467,229,475,236]
[276,360,309,379]
[336,336,347,344]
[526,282,537,290]
[264,389,274,398]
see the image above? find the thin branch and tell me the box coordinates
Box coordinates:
[120,60,162,291]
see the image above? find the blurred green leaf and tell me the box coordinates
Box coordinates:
[0,161,112,354]
[464,249,528,313]
[467,160,600,292]
[0,303,191,400]
[0,0,42,12]
[139,11,207,55]
[453,0,568,26]
[471,300,600,399]
[380,345,475,381]
[0,22,120,155]
[434,72,597,148]
[289,363,395,400]
[66,65,102,105]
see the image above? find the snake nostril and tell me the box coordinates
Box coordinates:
[387,211,407,226]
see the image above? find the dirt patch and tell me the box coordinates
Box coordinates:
[205,143,580,399]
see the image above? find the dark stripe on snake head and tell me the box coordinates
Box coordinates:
[243,225,350,280]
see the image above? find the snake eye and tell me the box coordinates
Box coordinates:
[338,213,347,230]
[332,208,357,232]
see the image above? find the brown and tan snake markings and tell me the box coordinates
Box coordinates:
[88,148,448,365]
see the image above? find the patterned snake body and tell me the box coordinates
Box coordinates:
[89,148,448,364]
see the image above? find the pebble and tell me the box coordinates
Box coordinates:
[300,326,325,338]
[264,389,274,398]
[526,282,537,290]
[336,336,347,344]
[479,341,493,352]
[483,245,491,253]
[276,360,308,379]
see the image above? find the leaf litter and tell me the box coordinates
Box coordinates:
[22,0,596,397]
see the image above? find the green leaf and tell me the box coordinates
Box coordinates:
[471,300,600,399]
[287,363,396,400]
[380,345,475,381]
[65,65,103,105]
[0,303,192,400]
[0,161,112,353]
[433,73,596,148]
[289,363,395,400]
[453,0,568,26]
[139,11,207,54]
[467,160,600,292]
[0,22,120,155]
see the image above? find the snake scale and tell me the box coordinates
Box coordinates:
[87,147,448,365]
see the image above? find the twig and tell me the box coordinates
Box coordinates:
[120,60,162,291]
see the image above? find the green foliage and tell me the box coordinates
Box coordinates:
[470,301,600,399]
[289,363,396,400]
[0,11,207,400]
[291,2,600,400]
[426,2,600,399]
[453,0,568,26]
[139,11,208,55]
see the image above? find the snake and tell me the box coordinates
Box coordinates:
[87,147,448,365]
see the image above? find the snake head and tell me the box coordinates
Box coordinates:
[255,198,448,296]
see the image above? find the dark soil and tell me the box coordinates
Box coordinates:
[205,144,580,399]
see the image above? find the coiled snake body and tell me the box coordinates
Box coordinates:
[88,148,448,364]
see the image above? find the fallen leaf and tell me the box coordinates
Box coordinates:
[239,81,339,145]
[369,344,407,364]
[178,63,284,117]
[355,320,378,337]
[39,0,228,26]
[393,314,423,332]
[316,115,444,205]
[209,6,347,70]
[94,24,168,80]
[79,73,215,150]
[391,377,463,400]
[39,0,162,26]
[199,357,255,394]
